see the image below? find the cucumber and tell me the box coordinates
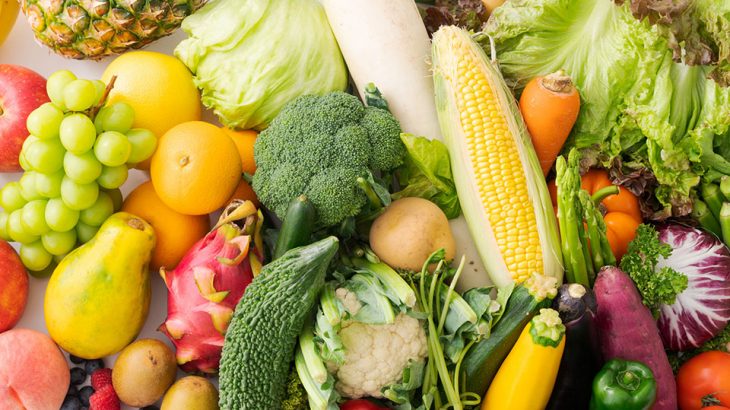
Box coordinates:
[274,195,316,259]
[462,273,557,396]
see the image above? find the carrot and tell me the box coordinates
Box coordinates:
[519,70,581,176]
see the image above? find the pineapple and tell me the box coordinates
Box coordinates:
[21,0,206,59]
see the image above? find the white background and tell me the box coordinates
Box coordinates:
[1,13,207,410]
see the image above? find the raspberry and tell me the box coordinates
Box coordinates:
[90,368,113,390]
[89,385,120,410]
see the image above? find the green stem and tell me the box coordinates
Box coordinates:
[721,176,730,202]
[556,158,578,283]
[428,319,462,410]
[720,203,730,248]
[356,177,383,210]
[591,185,619,204]
[693,198,723,239]
[702,182,724,221]
[580,190,605,278]
[437,258,465,335]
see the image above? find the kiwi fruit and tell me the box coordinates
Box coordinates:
[112,339,177,407]
[161,376,219,410]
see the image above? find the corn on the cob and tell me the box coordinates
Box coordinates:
[432,26,562,287]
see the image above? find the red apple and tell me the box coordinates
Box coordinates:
[0,240,28,332]
[0,65,49,172]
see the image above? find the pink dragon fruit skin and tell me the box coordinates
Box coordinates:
[159,201,263,374]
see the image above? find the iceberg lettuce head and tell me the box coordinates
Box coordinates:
[175,0,348,130]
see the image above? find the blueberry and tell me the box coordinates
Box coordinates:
[60,395,82,410]
[78,386,94,407]
[84,358,105,375]
[67,384,79,397]
[69,354,85,365]
[70,367,87,385]
[140,406,160,410]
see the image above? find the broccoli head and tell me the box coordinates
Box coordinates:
[281,367,308,410]
[252,91,406,227]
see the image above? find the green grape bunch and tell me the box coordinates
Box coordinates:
[0,70,157,274]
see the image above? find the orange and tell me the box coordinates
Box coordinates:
[222,128,258,175]
[102,51,202,170]
[121,181,209,271]
[150,121,242,215]
[228,179,259,208]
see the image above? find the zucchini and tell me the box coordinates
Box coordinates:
[462,272,557,395]
[274,195,316,259]
[218,236,339,410]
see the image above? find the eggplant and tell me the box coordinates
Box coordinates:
[545,283,601,410]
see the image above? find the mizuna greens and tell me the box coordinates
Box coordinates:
[484,0,730,218]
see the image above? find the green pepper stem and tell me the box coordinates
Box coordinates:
[591,185,619,204]
[617,370,640,391]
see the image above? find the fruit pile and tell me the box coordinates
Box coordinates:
[0,70,156,274]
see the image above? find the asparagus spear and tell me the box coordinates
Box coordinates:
[692,198,723,239]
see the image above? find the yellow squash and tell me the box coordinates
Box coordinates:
[482,308,566,410]
[45,212,155,359]
[432,26,562,287]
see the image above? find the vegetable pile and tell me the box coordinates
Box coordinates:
[3,0,730,409]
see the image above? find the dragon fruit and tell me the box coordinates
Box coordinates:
[159,200,264,374]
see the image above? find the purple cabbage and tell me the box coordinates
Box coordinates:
[657,224,730,351]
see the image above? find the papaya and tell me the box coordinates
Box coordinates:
[44,212,155,359]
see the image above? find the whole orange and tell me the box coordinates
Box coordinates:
[121,181,209,271]
[222,128,258,175]
[102,51,202,170]
[151,121,242,215]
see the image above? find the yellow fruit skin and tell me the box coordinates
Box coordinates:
[102,51,201,143]
[161,376,219,410]
[44,212,156,359]
[0,0,19,47]
[482,322,565,410]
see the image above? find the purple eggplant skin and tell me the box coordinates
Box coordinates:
[546,283,602,410]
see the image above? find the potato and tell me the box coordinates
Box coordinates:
[370,197,456,271]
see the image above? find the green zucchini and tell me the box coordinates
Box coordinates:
[218,236,339,410]
[462,273,558,395]
[274,195,316,259]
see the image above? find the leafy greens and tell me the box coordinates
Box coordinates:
[484,0,730,218]
[620,224,688,318]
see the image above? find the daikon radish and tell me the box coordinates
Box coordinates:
[320,0,437,140]
[321,0,490,291]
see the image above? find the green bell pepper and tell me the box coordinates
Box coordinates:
[589,359,657,410]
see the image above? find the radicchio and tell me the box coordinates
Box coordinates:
[657,224,730,351]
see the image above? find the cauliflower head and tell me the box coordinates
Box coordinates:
[326,288,427,399]
[252,92,406,228]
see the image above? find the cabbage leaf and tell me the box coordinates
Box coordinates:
[175,0,348,130]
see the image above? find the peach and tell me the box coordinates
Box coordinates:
[0,329,69,410]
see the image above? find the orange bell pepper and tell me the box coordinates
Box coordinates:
[549,169,641,260]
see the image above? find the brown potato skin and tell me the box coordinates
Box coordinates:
[370,197,456,271]
[112,338,177,407]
